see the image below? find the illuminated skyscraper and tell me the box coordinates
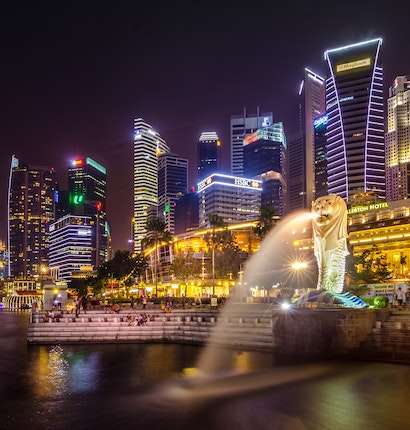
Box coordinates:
[197,132,221,180]
[288,68,326,211]
[68,157,109,266]
[49,215,94,281]
[8,156,57,277]
[158,152,188,234]
[133,118,170,251]
[197,173,262,227]
[313,114,329,199]
[230,108,273,177]
[324,38,385,200]
[0,240,8,280]
[386,76,410,201]
[243,123,287,215]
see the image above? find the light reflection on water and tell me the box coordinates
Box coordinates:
[29,346,100,398]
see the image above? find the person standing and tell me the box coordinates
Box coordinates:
[75,297,81,317]
[81,296,88,314]
[396,287,406,307]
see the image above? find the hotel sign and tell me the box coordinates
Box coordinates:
[336,58,371,73]
[348,201,389,215]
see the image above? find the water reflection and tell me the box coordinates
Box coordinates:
[28,346,100,398]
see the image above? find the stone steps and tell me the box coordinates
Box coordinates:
[27,312,274,351]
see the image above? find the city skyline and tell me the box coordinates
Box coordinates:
[1,2,410,250]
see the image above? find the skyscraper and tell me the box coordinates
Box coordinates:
[313,114,329,199]
[197,132,221,180]
[0,240,8,280]
[324,38,385,200]
[197,173,262,227]
[133,118,170,251]
[49,215,94,281]
[158,152,188,233]
[386,76,410,201]
[243,123,287,215]
[68,157,109,266]
[230,108,273,177]
[174,192,199,234]
[8,156,57,277]
[288,68,326,211]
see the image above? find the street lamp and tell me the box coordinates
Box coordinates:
[290,260,308,271]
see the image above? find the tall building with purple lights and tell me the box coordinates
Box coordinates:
[288,68,326,211]
[324,38,385,200]
[8,156,57,277]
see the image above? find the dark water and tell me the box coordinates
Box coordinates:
[1,312,410,430]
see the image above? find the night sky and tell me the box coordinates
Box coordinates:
[1,1,409,250]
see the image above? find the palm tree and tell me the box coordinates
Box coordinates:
[144,217,172,296]
[169,253,201,296]
[400,255,407,277]
[204,214,232,295]
[253,205,276,240]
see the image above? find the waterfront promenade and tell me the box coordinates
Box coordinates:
[27,305,274,351]
[27,304,410,363]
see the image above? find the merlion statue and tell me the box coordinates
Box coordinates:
[312,194,348,293]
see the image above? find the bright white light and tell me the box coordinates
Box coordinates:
[324,37,383,60]
[290,261,308,271]
[280,302,291,311]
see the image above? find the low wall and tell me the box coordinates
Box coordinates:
[28,307,387,358]
[273,308,381,361]
[27,308,274,351]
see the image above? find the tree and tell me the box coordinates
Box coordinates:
[203,214,244,291]
[214,242,243,278]
[346,244,393,286]
[143,217,172,296]
[97,250,148,286]
[169,253,202,296]
[69,277,88,297]
[400,255,407,277]
[204,214,231,294]
[253,205,276,240]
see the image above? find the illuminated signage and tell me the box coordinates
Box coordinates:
[86,157,107,174]
[71,159,84,167]
[314,115,328,128]
[339,96,354,103]
[163,202,171,215]
[347,201,389,215]
[336,58,371,73]
[69,193,85,205]
[197,174,262,192]
[244,132,258,145]
[262,117,271,127]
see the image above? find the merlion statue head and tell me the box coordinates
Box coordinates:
[312,194,348,251]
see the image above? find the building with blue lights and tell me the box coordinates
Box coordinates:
[48,215,94,282]
[288,68,326,211]
[324,38,385,200]
[197,173,262,227]
[243,123,287,215]
[314,114,328,198]
[68,156,109,266]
